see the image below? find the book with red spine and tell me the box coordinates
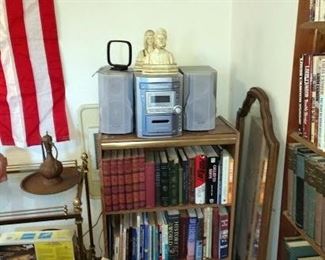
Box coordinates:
[192,146,207,205]
[124,149,133,210]
[145,150,155,208]
[132,148,140,209]
[178,210,189,258]
[117,149,126,210]
[138,148,146,208]
[102,150,112,212]
[183,146,197,204]
[111,150,119,211]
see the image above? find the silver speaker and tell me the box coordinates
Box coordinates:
[179,66,217,131]
[98,67,134,134]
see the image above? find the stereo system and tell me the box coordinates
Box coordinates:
[98,66,217,137]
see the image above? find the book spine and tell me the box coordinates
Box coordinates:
[194,155,207,204]
[155,152,161,206]
[168,162,179,206]
[160,162,169,207]
[117,152,126,210]
[206,156,219,204]
[111,155,119,211]
[145,156,155,208]
[195,215,204,260]
[303,54,312,140]
[298,54,305,135]
[183,161,189,205]
[125,155,134,210]
[179,211,189,258]
[218,208,229,259]
[221,153,230,205]
[138,150,146,208]
[187,216,197,258]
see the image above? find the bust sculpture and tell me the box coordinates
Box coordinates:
[136,28,178,74]
[134,29,155,71]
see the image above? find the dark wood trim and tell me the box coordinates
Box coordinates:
[235,87,279,260]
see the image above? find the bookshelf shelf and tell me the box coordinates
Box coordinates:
[283,211,325,257]
[100,116,237,150]
[99,116,240,259]
[105,203,231,215]
[290,131,325,157]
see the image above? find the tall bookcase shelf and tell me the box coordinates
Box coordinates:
[278,0,325,259]
[283,211,325,258]
[99,115,240,259]
[290,131,325,157]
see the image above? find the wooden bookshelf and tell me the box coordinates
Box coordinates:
[99,116,240,259]
[278,0,325,259]
[283,211,325,257]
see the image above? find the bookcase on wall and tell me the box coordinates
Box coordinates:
[98,116,240,259]
[278,0,325,259]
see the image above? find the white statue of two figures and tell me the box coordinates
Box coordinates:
[134,28,178,74]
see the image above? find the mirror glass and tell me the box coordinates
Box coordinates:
[234,87,279,260]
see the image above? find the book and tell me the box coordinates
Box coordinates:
[178,210,189,258]
[177,148,189,204]
[218,206,229,258]
[110,150,119,211]
[285,239,317,259]
[159,150,169,207]
[157,211,169,260]
[203,207,213,259]
[138,148,146,208]
[192,146,207,205]
[183,146,197,204]
[297,257,323,260]
[101,150,112,212]
[187,208,197,259]
[166,210,180,259]
[117,149,126,210]
[220,149,231,205]
[202,145,220,204]
[124,149,134,210]
[166,148,180,206]
[145,151,155,208]
[195,208,204,260]
[131,149,140,209]
[154,151,161,206]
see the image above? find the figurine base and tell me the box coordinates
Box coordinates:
[21,167,80,195]
[142,64,178,74]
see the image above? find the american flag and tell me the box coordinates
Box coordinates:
[0,0,69,147]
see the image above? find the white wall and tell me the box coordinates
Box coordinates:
[0,0,300,258]
[229,1,298,259]
[0,0,233,165]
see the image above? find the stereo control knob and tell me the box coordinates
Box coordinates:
[173,105,182,114]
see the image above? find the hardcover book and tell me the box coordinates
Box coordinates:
[202,145,220,204]
[166,148,180,206]
[285,239,317,260]
[192,146,207,205]
[145,151,155,208]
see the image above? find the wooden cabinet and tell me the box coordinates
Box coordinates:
[278,1,325,258]
[99,116,240,259]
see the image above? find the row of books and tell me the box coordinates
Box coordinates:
[309,0,325,21]
[107,206,229,260]
[285,236,321,259]
[101,145,234,212]
[287,143,325,250]
[298,53,325,151]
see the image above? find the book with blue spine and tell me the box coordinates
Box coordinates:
[195,208,204,260]
[187,208,197,259]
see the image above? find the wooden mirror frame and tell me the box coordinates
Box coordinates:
[235,87,280,259]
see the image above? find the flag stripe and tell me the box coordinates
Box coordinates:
[5,0,41,146]
[0,63,14,145]
[22,0,57,140]
[39,0,69,141]
[0,0,27,147]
